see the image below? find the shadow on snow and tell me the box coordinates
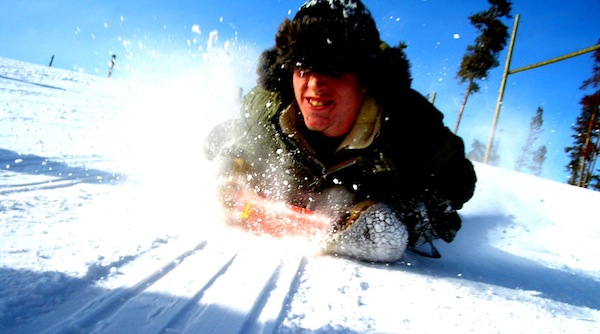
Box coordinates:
[0,148,125,191]
[398,214,600,311]
[0,266,302,334]
[0,74,67,91]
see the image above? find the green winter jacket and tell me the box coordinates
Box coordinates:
[224,86,476,207]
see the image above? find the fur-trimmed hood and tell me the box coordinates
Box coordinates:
[257,0,412,107]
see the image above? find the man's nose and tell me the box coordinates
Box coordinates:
[307,72,329,90]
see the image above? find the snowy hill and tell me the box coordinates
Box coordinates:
[1,57,599,333]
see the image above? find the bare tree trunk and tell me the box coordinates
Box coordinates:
[454,80,473,134]
[577,148,588,188]
[586,133,600,183]
[569,166,578,185]
[577,108,597,187]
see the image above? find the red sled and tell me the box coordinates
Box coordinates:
[232,191,331,238]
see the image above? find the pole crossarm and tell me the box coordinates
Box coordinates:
[509,44,600,75]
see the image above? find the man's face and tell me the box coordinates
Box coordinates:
[292,70,366,138]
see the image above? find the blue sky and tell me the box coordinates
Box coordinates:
[1,0,599,183]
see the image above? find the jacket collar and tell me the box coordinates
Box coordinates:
[279,95,382,152]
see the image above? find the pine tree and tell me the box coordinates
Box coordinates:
[515,107,547,176]
[467,139,486,162]
[454,0,513,134]
[565,40,600,190]
[530,146,547,177]
[487,139,501,167]
[468,138,500,166]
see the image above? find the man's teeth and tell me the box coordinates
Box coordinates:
[308,99,328,107]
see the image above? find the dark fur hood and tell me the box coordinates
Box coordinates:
[256,15,413,107]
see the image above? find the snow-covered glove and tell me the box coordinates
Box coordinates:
[217,157,254,209]
[204,119,244,161]
[322,201,409,263]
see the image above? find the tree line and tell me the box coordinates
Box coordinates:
[565,44,600,190]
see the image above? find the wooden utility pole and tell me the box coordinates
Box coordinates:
[484,14,519,163]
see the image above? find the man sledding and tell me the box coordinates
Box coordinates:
[205,0,477,262]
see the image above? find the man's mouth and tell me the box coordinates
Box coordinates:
[307,98,333,108]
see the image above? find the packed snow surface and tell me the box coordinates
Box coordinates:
[1,57,599,333]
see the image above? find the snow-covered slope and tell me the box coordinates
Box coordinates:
[1,57,599,333]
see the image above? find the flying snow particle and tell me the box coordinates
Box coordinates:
[192,24,201,35]
[207,30,219,51]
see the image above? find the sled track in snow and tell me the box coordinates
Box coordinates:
[0,176,110,194]
[43,239,307,334]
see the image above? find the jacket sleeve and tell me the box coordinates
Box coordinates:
[396,89,476,209]
[426,128,476,209]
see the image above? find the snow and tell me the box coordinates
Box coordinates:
[1,57,599,333]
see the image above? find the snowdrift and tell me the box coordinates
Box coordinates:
[1,57,599,333]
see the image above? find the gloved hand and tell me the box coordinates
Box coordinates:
[323,201,409,263]
[204,119,244,161]
[424,197,462,243]
[401,194,462,258]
